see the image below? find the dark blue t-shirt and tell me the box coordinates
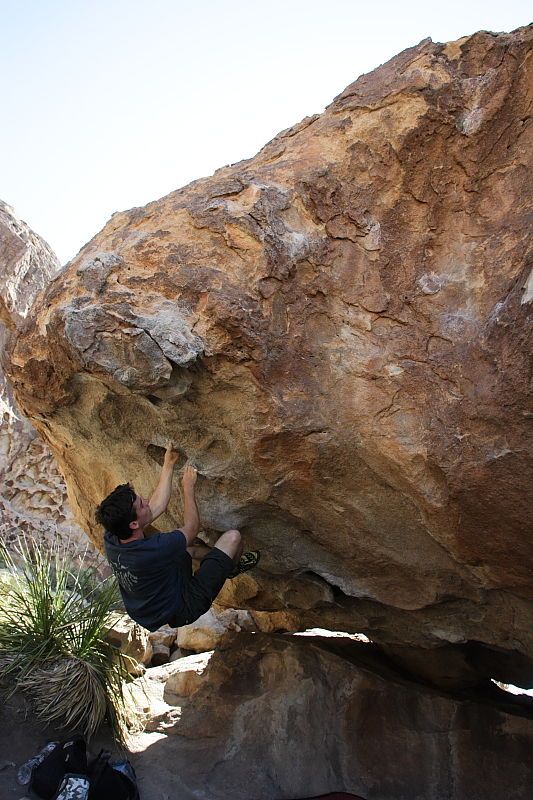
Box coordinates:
[104,530,189,631]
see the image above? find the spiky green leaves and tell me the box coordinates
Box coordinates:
[0,538,138,741]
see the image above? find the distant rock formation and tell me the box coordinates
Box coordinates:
[0,200,60,327]
[0,201,96,562]
[2,27,532,688]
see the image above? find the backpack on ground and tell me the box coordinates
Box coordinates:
[88,748,139,800]
[29,736,88,800]
[18,736,139,800]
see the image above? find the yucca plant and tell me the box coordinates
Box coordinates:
[0,537,137,742]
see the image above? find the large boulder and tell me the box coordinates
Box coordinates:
[127,632,533,800]
[2,28,533,684]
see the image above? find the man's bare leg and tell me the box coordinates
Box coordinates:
[187,532,243,563]
[212,529,243,564]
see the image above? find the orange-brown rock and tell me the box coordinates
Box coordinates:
[105,612,153,674]
[2,29,533,683]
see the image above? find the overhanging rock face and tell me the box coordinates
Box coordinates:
[3,28,533,682]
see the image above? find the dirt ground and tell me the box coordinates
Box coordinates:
[0,692,197,800]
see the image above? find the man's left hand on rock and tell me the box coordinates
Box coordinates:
[163,441,181,468]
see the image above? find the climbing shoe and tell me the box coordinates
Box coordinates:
[229,550,260,578]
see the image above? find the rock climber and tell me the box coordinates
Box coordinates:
[96,442,260,631]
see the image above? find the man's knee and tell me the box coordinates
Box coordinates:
[224,529,241,546]
[213,528,242,559]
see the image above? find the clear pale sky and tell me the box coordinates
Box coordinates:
[1,0,531,264]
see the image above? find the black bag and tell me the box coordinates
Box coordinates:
[24,737,139,800]
[30,737,88,800]
[88,749,139,800]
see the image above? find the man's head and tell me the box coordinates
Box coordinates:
[96,483,153,539]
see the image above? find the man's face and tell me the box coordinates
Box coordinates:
[130,495,153,530]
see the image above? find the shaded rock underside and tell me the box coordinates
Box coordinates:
[128,632,533,800]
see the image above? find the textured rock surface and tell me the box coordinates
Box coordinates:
[0,403,101,562]
[105,612,153,673]
[0,200,60,328]
[148,623,178,650]
[1,636,530,800]
[0,201,98,563]
[177,606,255,652]
[127,633,533,800]
[2,29,533,683]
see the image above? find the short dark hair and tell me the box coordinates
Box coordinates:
[96,483,137,540]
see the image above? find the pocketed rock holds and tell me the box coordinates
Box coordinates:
[2,27,533,688]
[0,201,97,566]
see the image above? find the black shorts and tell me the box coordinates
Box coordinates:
[169,547,234,627]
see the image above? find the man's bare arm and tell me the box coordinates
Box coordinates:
[149,442,180,522]
[180,465,200,545]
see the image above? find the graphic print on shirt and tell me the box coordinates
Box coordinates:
[110,553,139,593]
